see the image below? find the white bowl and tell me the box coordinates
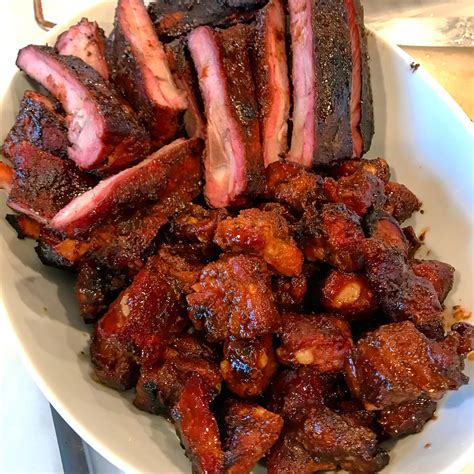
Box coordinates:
[1,3,473,473]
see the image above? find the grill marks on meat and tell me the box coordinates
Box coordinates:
[223,400,283,473]
[55,18,109,80]
[16,45,150,173]
[148,0,266,41]
[111,0,187,145]
[251,0,290,167]
[188,25,264,208]
[7,142,96,223]
[344,0,374,156]
[287,0,373,166]
[187,254,280,341]
[51,138,203,236]
[3,91,69,160]
[214,208,303,276]
[345,321,469,410]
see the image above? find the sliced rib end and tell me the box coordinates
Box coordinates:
[287,0,316,168]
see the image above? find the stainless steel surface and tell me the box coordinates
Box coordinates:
[50,405,90,474]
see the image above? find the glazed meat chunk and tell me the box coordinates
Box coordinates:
[90,254,189,387]
[323,169,385,217]
[268,405,388,474]
[171,374,224,474]
[76,260,131,323]
[187,254,280,341]
[298,405,389,473]
[277,313,353,372]
[377,395,437,438]
[220,335,277,398]
[299,203,365,272]
[267,367,327,422]
[223,400,283,474]
[170,204,227,245]
[329,158,390,184]
[345,321,469,410]
[363,238,444,339]
[272,271,309,311]
[214,208,304,276]
[365,211,410,257]
[267,430,328,474]
[320,270,378,320]
[383,181,421,222]
[410,259,455,304]
[134,335,221,414]
[265,161,322,214]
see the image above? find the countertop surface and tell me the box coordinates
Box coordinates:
[0,1,472,473]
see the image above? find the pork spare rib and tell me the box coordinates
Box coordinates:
[287,0,373,166]
[188,24,264,208]
[110,0,188,145]
[55,17,109,80]
[51,137,203,236]
[16,45,150,174]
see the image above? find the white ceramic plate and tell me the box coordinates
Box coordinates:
[1,3,473,473]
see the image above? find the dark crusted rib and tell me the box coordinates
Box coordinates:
[7,142,96,223]
[165,39,205,139]
[110,0,187,145]
[55,17,109,80]
[16,45,150,174]
[51,138,203,236]
[250,0,290,167]
[188,25,264,208]
[313,0,352,163]
[288,0,353,166]
[2,90,68,160]
[148,0,267,41]
[344,0,374,156]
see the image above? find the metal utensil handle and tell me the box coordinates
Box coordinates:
[33,0,56,30]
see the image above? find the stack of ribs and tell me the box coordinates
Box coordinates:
[1,0,472,473]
